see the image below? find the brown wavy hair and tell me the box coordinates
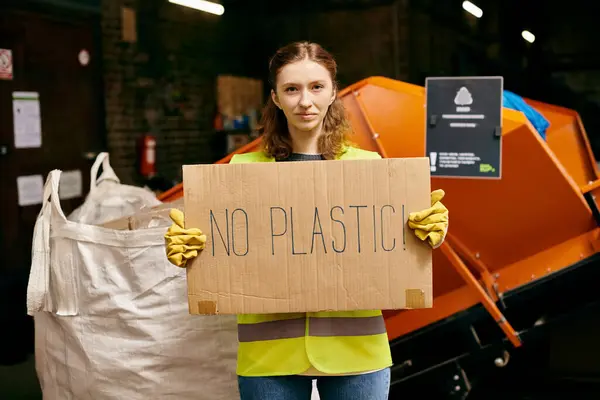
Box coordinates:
[259,41,352,160]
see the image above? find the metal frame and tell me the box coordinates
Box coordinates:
[440,242,522,348]
[446,234,501,303]
[388,252,600,398]
[351,90,389,158]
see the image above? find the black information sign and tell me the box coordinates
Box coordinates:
[425,76,503,179]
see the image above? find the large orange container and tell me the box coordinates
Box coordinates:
[159,77,600,395]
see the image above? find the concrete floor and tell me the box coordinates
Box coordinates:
[0,355,42,399]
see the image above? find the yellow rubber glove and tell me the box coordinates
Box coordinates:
[164,208,207,268]
[408,189,449,249]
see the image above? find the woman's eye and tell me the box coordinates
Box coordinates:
[285,87,297,92]
[313,85,323,91]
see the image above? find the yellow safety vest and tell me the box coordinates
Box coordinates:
[230,146,393,377]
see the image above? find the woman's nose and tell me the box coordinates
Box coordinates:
[299,90,312,108]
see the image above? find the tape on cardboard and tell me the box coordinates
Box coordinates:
[197,300,217,315]
[405,289,425,309]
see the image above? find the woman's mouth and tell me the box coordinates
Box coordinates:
[297,113,318,121]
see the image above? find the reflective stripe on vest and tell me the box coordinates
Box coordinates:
[238,315,386,342]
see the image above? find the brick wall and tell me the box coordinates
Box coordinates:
[255,2,410,88]
[101,0,259,185]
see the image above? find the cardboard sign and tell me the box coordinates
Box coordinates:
[425,76,503,179]
[183,157,433,315]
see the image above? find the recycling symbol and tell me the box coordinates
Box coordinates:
[454,87,473,106]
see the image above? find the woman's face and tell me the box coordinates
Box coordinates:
[272,58,336,133]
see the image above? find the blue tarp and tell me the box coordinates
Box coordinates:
[503,90,550,140]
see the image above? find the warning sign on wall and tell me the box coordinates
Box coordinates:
[425,76,503,179]
[0,49,13,80]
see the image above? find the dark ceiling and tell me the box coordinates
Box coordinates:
[220,0,396,11]
[14,0,598,75]
[13,0,600,111]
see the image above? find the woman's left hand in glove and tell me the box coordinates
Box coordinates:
[408,189,449,249]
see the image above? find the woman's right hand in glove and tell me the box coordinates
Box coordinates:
[164,209,207,268]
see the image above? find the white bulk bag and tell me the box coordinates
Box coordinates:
[68,152,162,225]
[27,170,239,400]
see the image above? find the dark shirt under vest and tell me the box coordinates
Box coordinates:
[279,153,324,162]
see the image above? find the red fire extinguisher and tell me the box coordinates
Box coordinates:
[139,134,156,178]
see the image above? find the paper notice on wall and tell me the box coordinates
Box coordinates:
[13,91,42,149]
[17,175,44,206]
[59,170,83,200]
[0,49,13,80]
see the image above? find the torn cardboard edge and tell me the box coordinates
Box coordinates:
[189,290,427,315]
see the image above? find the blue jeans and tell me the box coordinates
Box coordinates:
[238,368,390,400]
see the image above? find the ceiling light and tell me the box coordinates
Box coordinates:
[168,0,224,16]
[521,30,535,43]
[462,1,483,18]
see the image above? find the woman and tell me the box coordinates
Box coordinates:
[165,41,449,400]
